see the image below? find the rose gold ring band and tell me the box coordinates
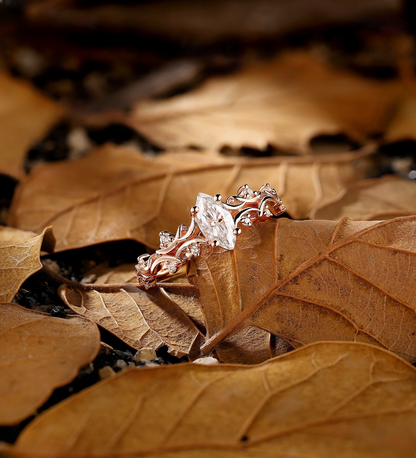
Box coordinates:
[136,183,285,288]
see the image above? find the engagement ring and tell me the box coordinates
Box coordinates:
[136,184,285,288]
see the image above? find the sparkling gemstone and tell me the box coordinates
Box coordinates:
[195,193,236,250]
[187,244,200,257]
[259,183,277,196]
[159,231,174,248]
[263,208,272,217]
[164,261,178,274]
[237,184,254,198]
[241,214,253,226]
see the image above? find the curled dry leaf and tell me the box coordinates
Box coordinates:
[0,72,64,180]
[7,342,416,457]
[189,216,416,364]
[129,52,399,152]
[0,226,55,303]
[313,175,416,221]
[0,303,100,426]
[59,283,203,358]
[8,143,373,252]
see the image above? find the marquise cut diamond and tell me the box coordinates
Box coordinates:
[195,193,236,250]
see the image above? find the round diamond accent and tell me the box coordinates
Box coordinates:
[164,261,178,274]
[187,244,200,257]
[241,214,254,226]
[195,193,236,250]
[159,231,174,248]
[237,184,254,198]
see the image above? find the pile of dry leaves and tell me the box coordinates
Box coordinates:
[2,1,416,456]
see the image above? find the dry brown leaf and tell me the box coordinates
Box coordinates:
[0,303,100,426]
[0,226,55,303]
[384,91,416,143]
[59,283,203,357]
[61,216,416,365]
[187,216,416,364]
[81,262,137,284]
[129,52,399,152]
[7,342,416,457]
[61,266,288,363]
[0,72,64,180]
[313,175,416,221]
[84,262,189,285]
[8,143,373,252]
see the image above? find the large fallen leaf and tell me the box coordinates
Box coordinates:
[83,261,212,332]
[312,175,416,220]
[129,52,399,152]
[0,303,100,425]
[8,143,373,251]
[60,269,292,364]
[84,262,138,284]
[187,216,416,363]
[0,72,64,180]
[0,226,55,303]
[59,283,203,358]
[7,342,416,457]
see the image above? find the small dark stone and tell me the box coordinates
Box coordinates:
[152,357,164,365]
[111,349,133,363]
[50,305,66,318]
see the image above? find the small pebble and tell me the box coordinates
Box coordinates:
[42,259,60,274]
[37,305,52,314]
[98,366,116,380]
[114,359,128,370]
[12,47,46,78]
[67,127,92,159]
[134,347,156,362]
[193,356,219,365]
[50,305,66,318]
[79,362,94,376]
[80,273,97,284]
